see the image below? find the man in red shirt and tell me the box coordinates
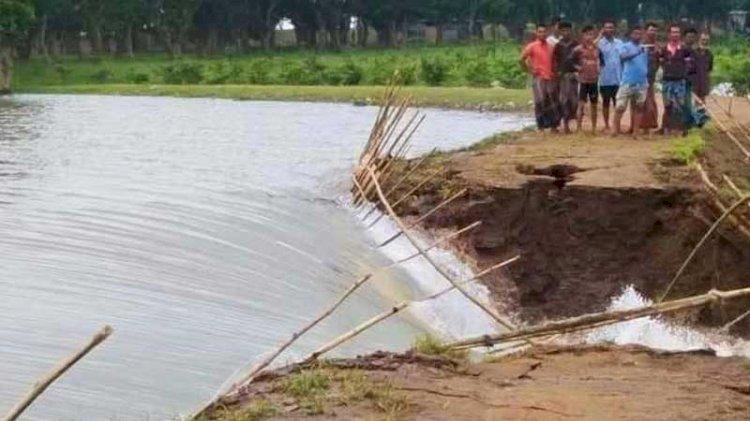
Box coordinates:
[521,23,560,132]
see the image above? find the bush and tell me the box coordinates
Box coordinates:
[246,59,272,84]
[464,59,492,87]
[126,70,150,84]
[204,60,244,84]
[90,67,112,83]
[160,61,204,84]
[54,64,71,81]
[669,131,706,165]
[279,56,325,85]
[420,56,449,86]
[322,61,363,85]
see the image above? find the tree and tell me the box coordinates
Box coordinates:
[149,0,200,56]
[0,0,35,92]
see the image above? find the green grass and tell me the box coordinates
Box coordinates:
[11,43,533,108]
[669,130,707,165]
[412,334,468,360]
[20,83,530,109]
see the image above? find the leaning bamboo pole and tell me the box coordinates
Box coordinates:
[302,255,522,364]
[366,169,442,229]
[658,195,750,303]
[366,166,520,332]
[378,188,468,248]
[693,95,750,160]
[448,287,750,350]
[693,163,750,240]
[3,326,113,421]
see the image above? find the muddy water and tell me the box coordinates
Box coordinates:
[0,95,531,420]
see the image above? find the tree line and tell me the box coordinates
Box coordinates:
[2,0,750,59]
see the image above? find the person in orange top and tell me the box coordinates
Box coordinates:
[520,23,561,132]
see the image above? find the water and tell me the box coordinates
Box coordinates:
[0,94,531,420]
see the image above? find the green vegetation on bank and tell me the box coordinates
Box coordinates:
[14,43,527,90]
[21,84,530,109]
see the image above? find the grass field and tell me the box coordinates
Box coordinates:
[20,83,530,109]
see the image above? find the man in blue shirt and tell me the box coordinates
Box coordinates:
[613,26,649,137]
[597,19,623,132]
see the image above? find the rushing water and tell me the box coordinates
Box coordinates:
[0,94,531,420]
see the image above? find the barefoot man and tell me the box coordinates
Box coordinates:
[614,26,648,137]
[521,23,560,132]
[573,25,601,133]
[553,21,579,134]
[597,19,623,133]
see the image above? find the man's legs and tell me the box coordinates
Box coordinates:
[600,85,617,132]
[613,85,629,136]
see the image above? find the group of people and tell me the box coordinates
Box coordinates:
[520,20,714,137]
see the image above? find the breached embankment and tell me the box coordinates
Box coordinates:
[388,128,750,337]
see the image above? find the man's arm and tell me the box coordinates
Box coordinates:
[519,45,532,73]
[620,44,641,62]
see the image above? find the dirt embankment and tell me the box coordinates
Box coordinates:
[202,345,750,420]
[388,127,750,336]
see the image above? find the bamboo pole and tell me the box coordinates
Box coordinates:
[393,221,482,265]
[303,255,521,364]
[723,175,750,207]
[693,164,750,239]
[366,170,441,229]
[658,195,750,303]
[3,325,113,421]
[694,95,750,160]
[720,308,750,332]
[448,287,750,350]
[366,166,520,332]
[359,148,433,222]
[378,188,468,248]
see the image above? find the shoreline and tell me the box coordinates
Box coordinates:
[11,84,532,112]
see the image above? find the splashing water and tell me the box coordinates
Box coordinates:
[586,285,750,357]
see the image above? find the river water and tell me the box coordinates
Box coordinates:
[0,94,530,420]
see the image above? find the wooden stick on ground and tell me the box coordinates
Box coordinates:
[658,195,750,303]
[3,325,113,421]
[720,308,750,332]
[366,166,520,332]
[448,287,750,350]
[378,188,468,248]
[694,95,750,160]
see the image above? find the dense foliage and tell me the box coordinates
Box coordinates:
[19,0,750,54]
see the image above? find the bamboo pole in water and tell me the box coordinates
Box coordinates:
[448,287,750,350]
[2,325,113,421]
[366,166,520,332]
[658,195,750,303]
[366,169,442,229]
[378,188,468,248]
[302,255,521,363]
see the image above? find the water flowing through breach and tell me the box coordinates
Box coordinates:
[0,94,531,419]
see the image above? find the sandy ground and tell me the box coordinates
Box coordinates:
[205,345,750,421]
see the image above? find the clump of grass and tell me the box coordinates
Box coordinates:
[283,368,332,415]
[669,131,706,165]
[203,399,277,421]
[413,334,468,360]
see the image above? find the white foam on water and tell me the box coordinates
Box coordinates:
[358,209,501,340]
[586,285,750,357]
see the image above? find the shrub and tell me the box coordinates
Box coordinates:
[279,56,325,85]
[160,61,204,84]
[327,61,363,85]
[90,67,112,83]
[246,59,272,84]
[126,70,150,84]
[464,59,492,87]
[54,64,71,81]
[420,56,449,86]
[669,131,706,165]
[204,60,244,84]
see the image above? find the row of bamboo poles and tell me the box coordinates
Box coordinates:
[692,95,750,243]
[4,87,750,420]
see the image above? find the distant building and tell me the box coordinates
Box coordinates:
[729,10,750,34]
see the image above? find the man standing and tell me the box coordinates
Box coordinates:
[659,25,693,136]
[613,27,649,137]
[521,23,560,132]
[641,22,662,132]
[553,22,579,134]
[574,25,601,133]
[597,19,623,133]
[690,31,714,102]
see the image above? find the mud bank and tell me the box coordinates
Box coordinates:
[387,128,750,336]
[201,345,750,420]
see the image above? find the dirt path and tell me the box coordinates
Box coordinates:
[204,345,750,421]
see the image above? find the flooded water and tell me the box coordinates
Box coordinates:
[0,94,531,420]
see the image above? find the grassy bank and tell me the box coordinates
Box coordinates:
[18,84,531,110]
